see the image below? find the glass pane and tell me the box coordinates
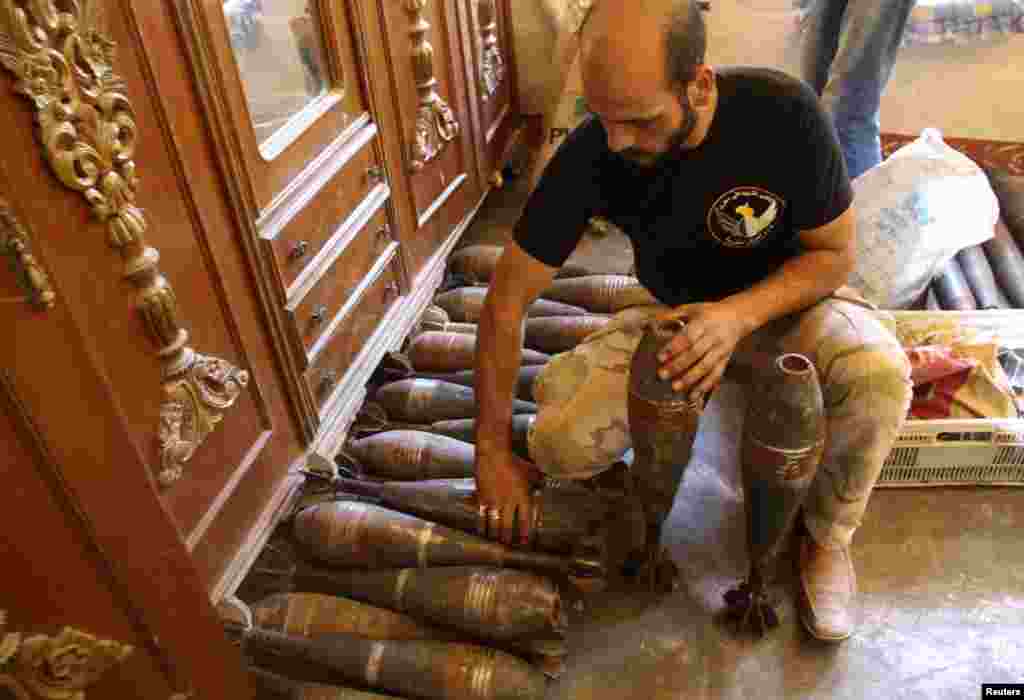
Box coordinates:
[223,0,330,144]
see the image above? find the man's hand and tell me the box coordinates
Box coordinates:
[655,301,755,400]
[475,451,542,546]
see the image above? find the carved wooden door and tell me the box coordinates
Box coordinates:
[0,206,252,698]
[0,0,311,619]
[364,0,482,285]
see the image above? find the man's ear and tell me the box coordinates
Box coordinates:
[691,65,714,106]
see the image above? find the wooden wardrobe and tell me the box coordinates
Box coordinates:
[0,0,518,697]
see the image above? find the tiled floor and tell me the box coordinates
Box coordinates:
[457,174,1024,699]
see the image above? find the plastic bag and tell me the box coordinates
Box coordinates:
[847,128,999,309]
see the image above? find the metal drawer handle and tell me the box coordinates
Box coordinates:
[311,304,328,325]
[367,166,385,184]
[289,240,309,261]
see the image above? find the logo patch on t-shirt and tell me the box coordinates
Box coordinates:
[707,187,785,248]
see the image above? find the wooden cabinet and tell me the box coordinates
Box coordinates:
[362,0,479,285]
[2,0,520,697]
[459,0,518,191]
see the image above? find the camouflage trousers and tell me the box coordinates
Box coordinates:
[527,288,913,549]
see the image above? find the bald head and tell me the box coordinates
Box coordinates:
[578,0,714,167]
[581,0,706,91]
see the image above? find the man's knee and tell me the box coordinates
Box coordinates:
[822,341,911,422]
[528,408,629,480]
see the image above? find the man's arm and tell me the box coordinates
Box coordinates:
[657,204,856,398]
[475,241,559,545]
[724,202,856,329]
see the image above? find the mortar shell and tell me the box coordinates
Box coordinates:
[326,476,608,554]
[249,666,403,700]
[428,415,534,461]
[540,275,653,314]
[449,245,599,283]
[239,627,547,700]
[375,379,537,423]
[982,219,1024,307]
[741,353,824,580]
[956,245,1011,309]
[408,332,549,373]
[293,501,603,578]
[346,431,475,481]
[626,319,702,525]
[404,366,542,402]
[434,287,588,323]
[932,258,978,310]
[523,316,611,354]
[288,567,565,642]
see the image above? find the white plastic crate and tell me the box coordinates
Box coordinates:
[875,310,1024,488]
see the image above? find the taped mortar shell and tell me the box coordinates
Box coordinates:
[986,171,1024,251]
[403,366,542,402]
[627,319,702,530]
[236,626,547,700]
[741,353,824,587]
[932,258,978,310]
[375,379,537,423]
[288,567,566,643]
[724,353,825,636]
[324,477,609,555]
[448,245,503,283]
[249,667,402,700]
[293,501,603,578]
[345,431,475,480]
[421,305,450,327]
[248,592,567,677]
[251,592,457,642]
[407,332,550,373]
[429,415,534,461]
[983,219,1024,307]
[523,316,611,354]
[540,275,654,314]
[420,321,479,335]
[434,287,588,322]
[449,244,598,283]
[956,245,1011,309]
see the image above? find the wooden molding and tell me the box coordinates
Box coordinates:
[477,0,504,101]
[0,198,55,310]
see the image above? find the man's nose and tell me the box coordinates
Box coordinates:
[605,124,634,153]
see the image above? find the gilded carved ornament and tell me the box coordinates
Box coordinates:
[404,0,458,171]
[477,0,503,100]
[0,199,56,309]
[0,0,248,488]
[0,611,133,700]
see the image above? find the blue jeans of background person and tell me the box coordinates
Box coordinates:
[801,0,915,179]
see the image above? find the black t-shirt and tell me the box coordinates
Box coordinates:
[513,67,853,306]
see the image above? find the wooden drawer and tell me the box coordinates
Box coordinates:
[262,126,387,294]
[304,255,402,411]
[287,198,394,360]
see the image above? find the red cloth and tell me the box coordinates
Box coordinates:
[905,345,977,385]
[910,369,973,419]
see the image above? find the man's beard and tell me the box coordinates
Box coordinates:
[620,92,699,169]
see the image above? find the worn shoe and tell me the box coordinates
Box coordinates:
[796,529,856,641]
